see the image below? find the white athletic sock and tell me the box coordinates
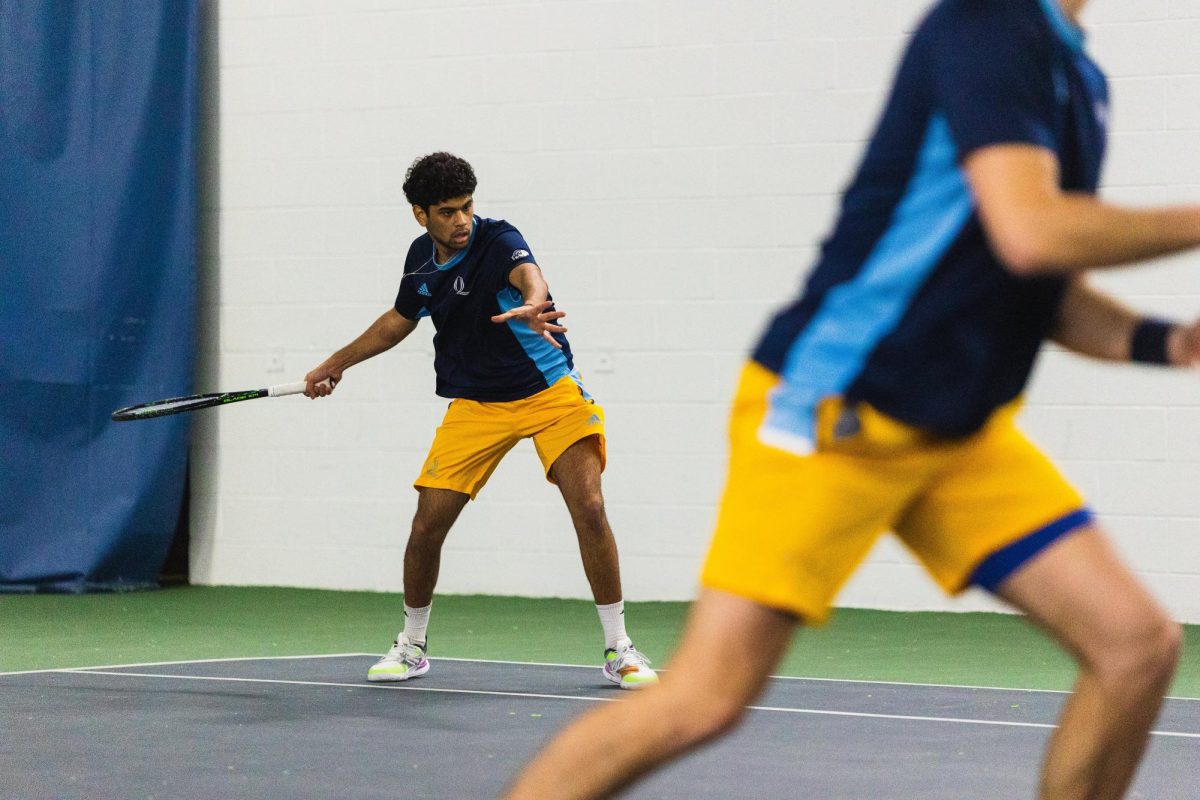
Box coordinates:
[596,600,629,651]
[402,603,431,647]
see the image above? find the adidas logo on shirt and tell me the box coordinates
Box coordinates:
[418,283,432,297]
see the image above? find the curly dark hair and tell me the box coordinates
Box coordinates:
[402,152,477,209]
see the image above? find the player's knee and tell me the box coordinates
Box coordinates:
[1094,613,1181,688]
[572,493,608,532]
[662,686,748,745]
[1145,618,1183,680]
[687,692,749,743]
[407,520,449,553]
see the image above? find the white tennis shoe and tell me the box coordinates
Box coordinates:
[602,639,658,689]
[367,634,430,682]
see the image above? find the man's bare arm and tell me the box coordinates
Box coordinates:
[490,262,567,348]
[304,308,418,396]
[1053,278,1200,367]
[965,144,1200,275]
[508,261,551,306]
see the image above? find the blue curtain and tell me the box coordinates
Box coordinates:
[0,1,200,591]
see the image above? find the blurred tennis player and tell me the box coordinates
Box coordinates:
[506,1,1196,797]
[304,152,656,690]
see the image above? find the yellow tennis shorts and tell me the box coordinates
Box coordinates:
[701,361,1090,624]
[415,374,606,499]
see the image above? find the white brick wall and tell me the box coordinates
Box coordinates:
[196,0,1200,623]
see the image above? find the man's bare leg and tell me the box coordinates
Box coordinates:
[403,487,470,607]
[504,589,797,800]
[549,436,621,605]
[995,526,1181,800]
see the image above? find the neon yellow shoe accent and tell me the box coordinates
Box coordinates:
[367,635,429,683]
[603,642,658,689]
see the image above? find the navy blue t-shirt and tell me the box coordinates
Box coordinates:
[394,217,576,401]
[754,0,1108,445]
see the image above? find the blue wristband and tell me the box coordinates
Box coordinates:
[1130,319,1173,365]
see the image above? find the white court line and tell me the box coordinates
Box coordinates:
[422,655,1200,703]
[0,652,366,677]
[3,653,1198,703]
[742,703,1200,739]
[62,668,613,705]
[49,668,1200,740]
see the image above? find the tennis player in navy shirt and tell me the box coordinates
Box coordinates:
[305,152,657,690]
[507,1,1200,797]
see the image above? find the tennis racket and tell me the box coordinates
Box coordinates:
[111,379,333,422]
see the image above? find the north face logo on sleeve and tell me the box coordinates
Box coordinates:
[511,249,530,261]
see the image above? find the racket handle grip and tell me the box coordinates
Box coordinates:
[268,378,332,397]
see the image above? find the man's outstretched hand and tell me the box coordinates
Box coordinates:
[491,300,568,349]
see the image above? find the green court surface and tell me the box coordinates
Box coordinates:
[3,587,1197,697]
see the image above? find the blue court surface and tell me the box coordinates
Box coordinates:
[3,655,1197,799]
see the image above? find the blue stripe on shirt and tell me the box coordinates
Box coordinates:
[760,114,975,452]
[496,286,571,388]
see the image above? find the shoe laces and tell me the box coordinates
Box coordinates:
[387,636,426,664]
[610,643,652,670]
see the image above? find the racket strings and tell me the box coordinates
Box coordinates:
[115,395,220,419]
[146,397,214,412]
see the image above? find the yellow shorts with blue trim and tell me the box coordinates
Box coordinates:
[415,375,606,499]
[700,362,1089,624]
